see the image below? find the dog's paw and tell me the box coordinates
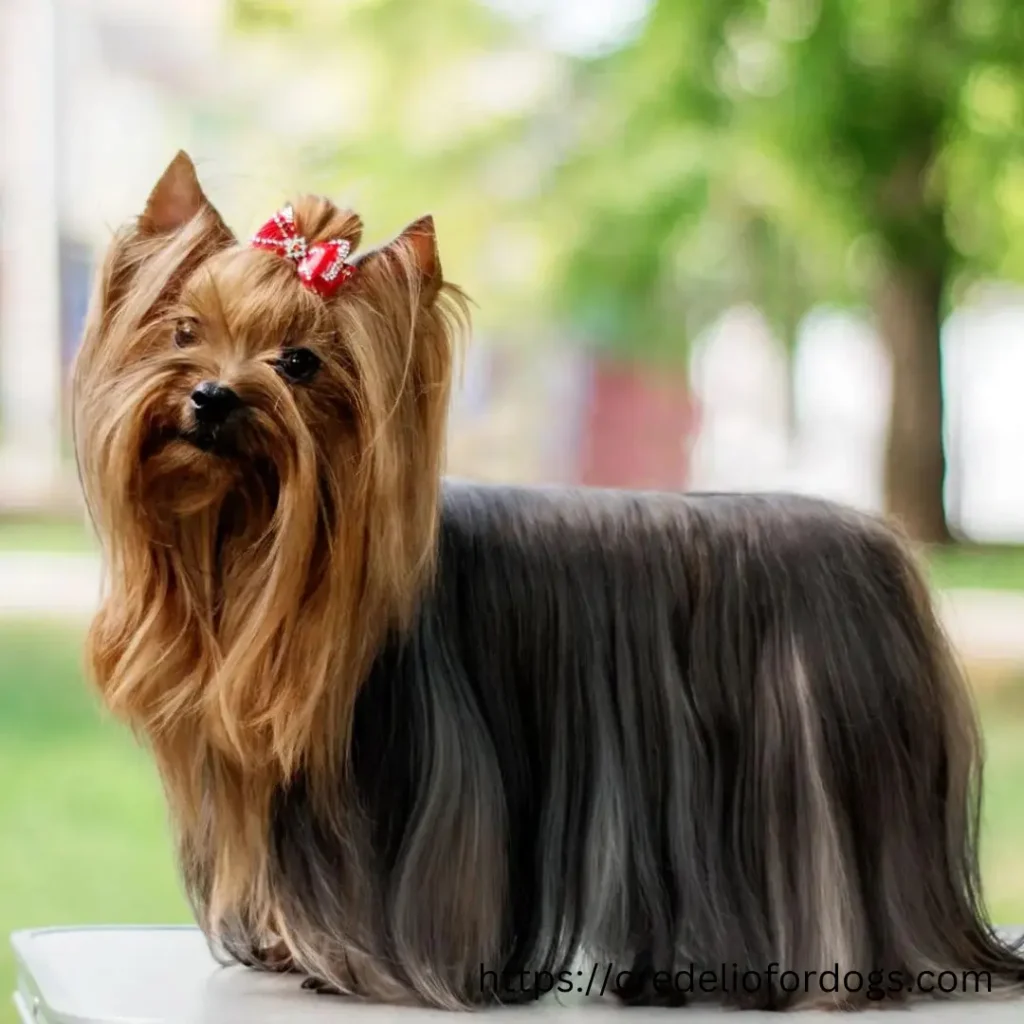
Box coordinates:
[610,951,689,1008]
[259,943,299,974]
[301,976,344,996]
[612,973,688,1008]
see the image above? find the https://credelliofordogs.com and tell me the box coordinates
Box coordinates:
[71,150,1024,1010]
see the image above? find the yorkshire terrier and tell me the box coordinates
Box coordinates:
[72,151,1023,1010]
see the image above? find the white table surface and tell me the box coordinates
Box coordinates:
[10,926,1024,1023]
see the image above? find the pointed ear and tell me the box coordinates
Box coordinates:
[139,150,227,236]
[399,215,440,286]
[361,215,442,304]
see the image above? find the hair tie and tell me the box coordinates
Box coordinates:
[250,204,356,298]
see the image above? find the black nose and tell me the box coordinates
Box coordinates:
[190,381,242,426]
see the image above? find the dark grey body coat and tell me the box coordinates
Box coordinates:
[213,482,1023,1008]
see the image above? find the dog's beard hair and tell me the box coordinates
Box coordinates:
[73,164,1022,1010]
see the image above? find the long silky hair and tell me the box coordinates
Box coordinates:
[73,152,1024,1011]
[73,151,466,940]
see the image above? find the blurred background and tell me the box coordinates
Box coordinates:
[1,0,1023,1015]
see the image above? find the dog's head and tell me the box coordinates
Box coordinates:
[73,151,466,770]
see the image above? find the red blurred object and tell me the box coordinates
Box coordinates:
[576,356,698,491]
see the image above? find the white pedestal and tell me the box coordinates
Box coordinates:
[10,926,1024,1023]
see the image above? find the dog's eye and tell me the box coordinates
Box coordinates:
[174,319,199,348]
[276,347,321,384]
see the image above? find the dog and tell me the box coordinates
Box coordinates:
[72,150,1023,1010]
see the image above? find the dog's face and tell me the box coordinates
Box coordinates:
[73,151,465,771]
[132,241,361,525]
[76,152,449,537]
[156,247,343,463]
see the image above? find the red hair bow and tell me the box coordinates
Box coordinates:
[250,204,357,298]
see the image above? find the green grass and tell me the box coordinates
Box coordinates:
[0,518,96,554]
[925,544,1024,592]
[0,621,189,1023]
[977,681,1024,923]
[0,623,1022,1023]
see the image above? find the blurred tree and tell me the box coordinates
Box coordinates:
[553,0,1024,542]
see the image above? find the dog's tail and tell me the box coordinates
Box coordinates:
[720,499,1024,1005]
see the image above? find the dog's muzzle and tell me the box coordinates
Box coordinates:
[185,381,244,452]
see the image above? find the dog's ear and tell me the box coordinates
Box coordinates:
[396,215,440,292]
[83,151,234,345]
[359,215,442,305]
[139,150,229,237]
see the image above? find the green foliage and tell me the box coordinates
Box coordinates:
[554,0,1024,356]
[227,0,546,330]
[225,0,1024,355]
[234,0,298,32]
[926,544,1024,592]
[0,518,95,553]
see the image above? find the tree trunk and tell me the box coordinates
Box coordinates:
[874,261,951,544]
